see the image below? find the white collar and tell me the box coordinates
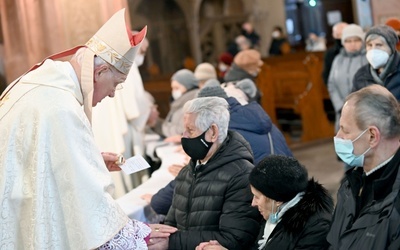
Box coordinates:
[365,155,394,176]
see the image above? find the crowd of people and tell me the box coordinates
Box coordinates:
[0,7,400,250]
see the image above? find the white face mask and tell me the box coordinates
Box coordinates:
[134,54,145,67]
[272,31,280,38]
[218,63,228,72]
[172,90,182,100]
[366,49,389,69]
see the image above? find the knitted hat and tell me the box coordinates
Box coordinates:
[249,155,308,202]
[236,78,257,99]
[233,49,263,74]
[365,25,399,53]
[197,79,228,99]
[194,63,217,81]
[341,24,365,45]
[171,69,199,90]
[386,18,400,31]
[219,52,234,65]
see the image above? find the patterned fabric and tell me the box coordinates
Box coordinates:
[98,220,151,250]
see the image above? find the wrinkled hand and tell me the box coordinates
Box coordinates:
[148,224,177,238]
[148,237,169,250]
[101,152,122,172]
[196,240,227,250]
[147,225,176,250]
[141,193,153,204]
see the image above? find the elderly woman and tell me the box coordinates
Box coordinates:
[196,155,334,250]
[352,25,400,100]
[328,24,368,132]
[162,69,199,139]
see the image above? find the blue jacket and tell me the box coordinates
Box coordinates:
[227,97,292,163]
[151,97,292,215]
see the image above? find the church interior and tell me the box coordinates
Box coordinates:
[0,0,399,201]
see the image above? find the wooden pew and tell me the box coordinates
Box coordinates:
[256,52,334,144]
[143,75,172,119]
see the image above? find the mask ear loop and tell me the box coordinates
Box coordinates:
[269,200,279,224]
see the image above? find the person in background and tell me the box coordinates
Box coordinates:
[162,69,199,140]
[163,97,261,250]
[241,21,261,49]
[0,9,177,249]
[327,84,400,249]
[385,17,400,51]
[223,49,264,103]
[327,24,368,135]
[217,52,233,81]
[194,62,217,88]
[223,78,257,105]
[352,25,400,100]
[197,155,334,250]
[322,22,348,85]
[199,79,292,160]
[268,26,291,56]
[227,35,252,57]
[305,32,327,52]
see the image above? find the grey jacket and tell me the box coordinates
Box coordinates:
[327,48,368,131]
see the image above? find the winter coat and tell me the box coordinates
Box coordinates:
[150,98,292,216]
[161,88,198,137]
[223,64,262,103]
[327,148,400,250]
[227,97,292,163]
[164,131,261,250]
[327,48,368,131]
[322,39,343,85]
[252,179,334,250]
[352,51,400,100]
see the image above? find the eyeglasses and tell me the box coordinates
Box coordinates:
[115,83,124,90]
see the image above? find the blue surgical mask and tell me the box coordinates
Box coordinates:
[334,129,371,167]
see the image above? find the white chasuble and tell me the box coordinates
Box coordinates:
[0,60,132,249]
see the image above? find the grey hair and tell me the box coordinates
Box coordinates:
[72,47,109,70]
[183,97,230,143]
[346,85,400,138]
[366,34,389,48]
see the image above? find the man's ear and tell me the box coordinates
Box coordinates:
[210,124,219,142]
[369,126,380,147]
[94,64,109,82]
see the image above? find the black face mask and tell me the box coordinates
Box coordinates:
[181,128,213,161]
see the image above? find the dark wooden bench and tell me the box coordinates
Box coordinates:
[256,52,334,144]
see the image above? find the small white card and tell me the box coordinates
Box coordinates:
[120,155,151,175]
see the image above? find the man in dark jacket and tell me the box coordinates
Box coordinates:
[328,84,400,249]
[352,25,400,100]
[163,97,260,250]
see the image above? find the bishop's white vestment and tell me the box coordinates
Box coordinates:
[0,59,150,249]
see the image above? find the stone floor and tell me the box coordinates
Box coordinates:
[290,138,345,204]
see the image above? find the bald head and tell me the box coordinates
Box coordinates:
[332,22,348,39]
